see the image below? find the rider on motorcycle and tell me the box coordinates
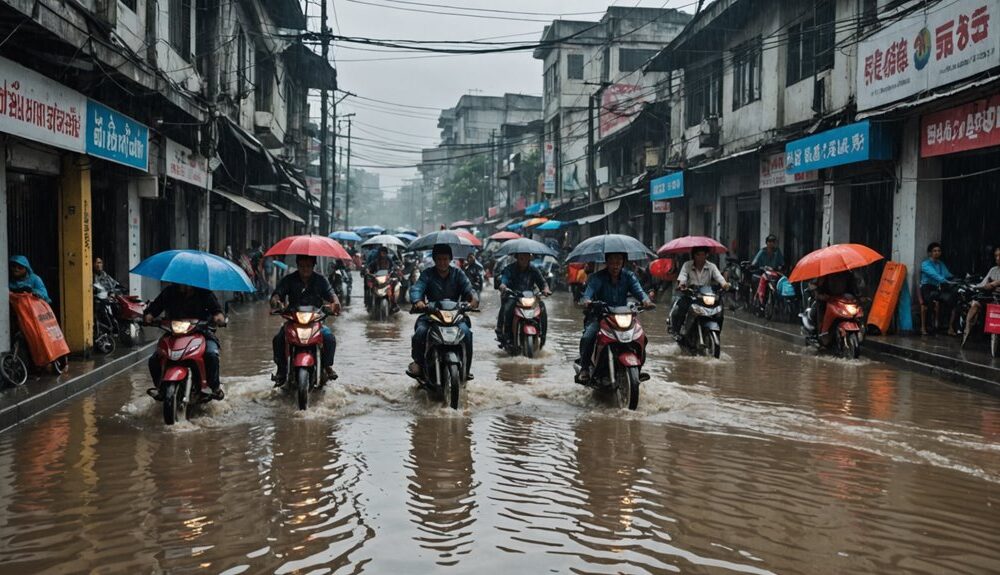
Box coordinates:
[577,253,654,382]
[270,255,341,386]
[406,244,479,379]
[670,247,730,339]
[94,256,123,294]
[465,253,485,291]
[963,246,1000,345]
[803,270,860,334]
[751,234,785,270]
[496,252,551,347]
[144,283,226,399]
[365,246,400,312]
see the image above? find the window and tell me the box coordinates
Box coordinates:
[121,0,137,12]
[544,63,559,96]
[255,50,274,111]
[567,54,584,80]
[786,1,835,86]
[619,48,659,72]
[168,0,192,60]
[685,59,723,127]
[732,37,762,109]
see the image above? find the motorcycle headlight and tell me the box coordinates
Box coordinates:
[701,295,717,307]
[519,296,536,307]
[435,310,455,324]
[295,327,316,343]
[376,276,388,285]
[376,287,388,296]
[170,320,193,334]
[295,311,316,325]
[613,314,633,329]
[843,304,860,316]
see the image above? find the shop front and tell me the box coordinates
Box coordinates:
[650,171,684,244]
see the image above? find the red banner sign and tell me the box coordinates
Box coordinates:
[986,303,1000,334]
[921,93,1000,157]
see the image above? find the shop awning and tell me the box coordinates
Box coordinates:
[283,43,337,91]
[269,203,306,224]
[576,212,611,225]
[495,217,518,230]
[212,189,272,213]
[691,146,761,171]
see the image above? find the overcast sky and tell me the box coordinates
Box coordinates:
[307,0,697,193]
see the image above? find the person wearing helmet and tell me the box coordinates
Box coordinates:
[576,252,654,382]
[407,244,479,378]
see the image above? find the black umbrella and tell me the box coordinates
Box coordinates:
[493,238,558,258]
[565,234,656,263]
[406,230,476,258]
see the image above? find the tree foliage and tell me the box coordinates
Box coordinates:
[437,155,489,223]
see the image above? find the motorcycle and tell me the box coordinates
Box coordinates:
[800,294,865,358]
[751,266,784,320]
[500,288,546,358]
[368,269,399,320]
[273,306,333,410]
[573,301,651,411]
[672,286,725,359]
[93,284,119,354]
[409,300,478,410]
[330,268,351,306]
[957,280,1000,358]
[113,291,146,346]
[147,318,225,425]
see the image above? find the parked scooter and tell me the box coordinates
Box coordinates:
[957,279,1000,358]
[273,305,333,410]
[499,287,546,358]
[93,284,119,354]
[671,286,725,358]
[573,301,651,411]
[146,318,226,425]
[409,300,478,409]
[800,294,865,358]
[368,269,399,320]
[113,291,146,346]
[751,267,784,320]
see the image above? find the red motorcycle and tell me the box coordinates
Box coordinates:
[501,288,546,358]
[113,292,146,346]
[801,294,865,358]
[148,319,224,425]
[274,306,332,410]
[752,267,784,320]
[368,269,399,321]
[574,301,651,410]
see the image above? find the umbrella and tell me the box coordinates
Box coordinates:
[265,235,352,261]
[494,238,558,258]
[535,220,564,231]
[565,234,656,263]
[507,221,524,230]
[657,235,727,256]
[523,217,549,228]
[650,258,676,280]
[396,228,418,236]
[354,225,385,236]
[395,233,417,244]
[329,230,363,242]
[449,219,475,229]
[489,231,521,241]
[788,243,884,283]
[362,234,407,248]
[453,229,482,247]
[131,250,254,292]
[406,230,477,258]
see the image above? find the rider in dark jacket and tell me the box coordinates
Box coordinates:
[496,253,551,346]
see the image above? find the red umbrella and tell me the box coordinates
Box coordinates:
[449,219,475,229]
[453,229,482,247]
[265,235,352,261]
[788,244,884,283]
[657,235,727,256]
[649,258,676,280]
[488,231,521,241]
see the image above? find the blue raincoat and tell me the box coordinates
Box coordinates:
[9,255,51,303]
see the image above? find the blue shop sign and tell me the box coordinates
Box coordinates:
[85,99,149,171]
[525,201,548,215]
[650,171,683,201]
[785,120,892,174]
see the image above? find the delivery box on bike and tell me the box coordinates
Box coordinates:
[10,292,70,366]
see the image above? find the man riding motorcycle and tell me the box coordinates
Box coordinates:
[365,246,400,312]
[465,253,485,293]
[802,270,860,335]
[144,283,226,400]
[496,252,551,347]
[406,244,479,379]
[577,253,654,383]
[270,255,341,386]
[670,247,731,339]
[751,234,785,270]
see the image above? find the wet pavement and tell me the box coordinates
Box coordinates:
[1,273,999,574]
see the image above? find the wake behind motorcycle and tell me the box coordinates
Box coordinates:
[672,286,725,358]
[409,300,478,410]
[800,294,865,358]
[500,288,547,358]
[146,318,225,425]
[273,306,333,410]
[574,301,651,411]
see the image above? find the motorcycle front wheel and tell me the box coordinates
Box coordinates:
[706,329,721,359]
[296,367,310,410]
[163,382,181,425]
[614,366,640,411]
[843,332,861,359]
[443,364,461,410]
[523,334,537,358]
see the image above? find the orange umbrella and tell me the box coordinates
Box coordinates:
[788,243,884,283]
[523,217,549,228]
[488,231,521,241]
[453,229,482,247]
[265,235,352,261]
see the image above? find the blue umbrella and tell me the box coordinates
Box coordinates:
[565,234,656,264]
[131,250,255,292]
[494,238,558,258]
[355,225,385,236]
[535,220,564,231]
[506,221,525,230]
[330,230,363,242]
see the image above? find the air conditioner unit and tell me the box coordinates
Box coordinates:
[699,116,720,148]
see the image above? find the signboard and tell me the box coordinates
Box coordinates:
[0,56,85,153]
[857,0,1000,110]
[600,84,652,138]
[487,205,499,218]
[785,121,893,174]
[650,172,683,201]
[986,303,1000,334]
[86,99,149,171]
[760,151,818,188]
[920,93,1000,156]
[652,200,671,213]
[543,140,556,194]
[164,138,210,187]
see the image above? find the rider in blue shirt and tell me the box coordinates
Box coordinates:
[496,253,551,346]
[751,234,785,270]
[576,253,654,382]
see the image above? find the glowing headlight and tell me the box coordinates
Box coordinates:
[701,295,717,306]
[437,310,455,324]
[295,327,315,343]
[376,276,388,285]
[843,304,860,315]
[613,314,633,329]
[170,320,193,334]
[376,287,388,296]
[519,296,536,307]
[295,311,316,324]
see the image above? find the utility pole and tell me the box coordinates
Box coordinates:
[344,116,353,228]
[319,0,332,235]
[586,82,610,205]
[200,0,220,252]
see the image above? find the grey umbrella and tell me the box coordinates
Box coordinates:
[406,230,477,258]
[494,238,558,258]
[361,234,406,248]
[565,234,656,263]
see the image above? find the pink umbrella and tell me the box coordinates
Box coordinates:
[657,236,727,256]
[488,231,521,241]
[265,235,352,261]
[449,220,475,229]
[453,229,482,247]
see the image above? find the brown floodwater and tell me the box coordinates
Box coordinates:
[1,276,998,574]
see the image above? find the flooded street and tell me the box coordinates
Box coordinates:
[1,276,999,574]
